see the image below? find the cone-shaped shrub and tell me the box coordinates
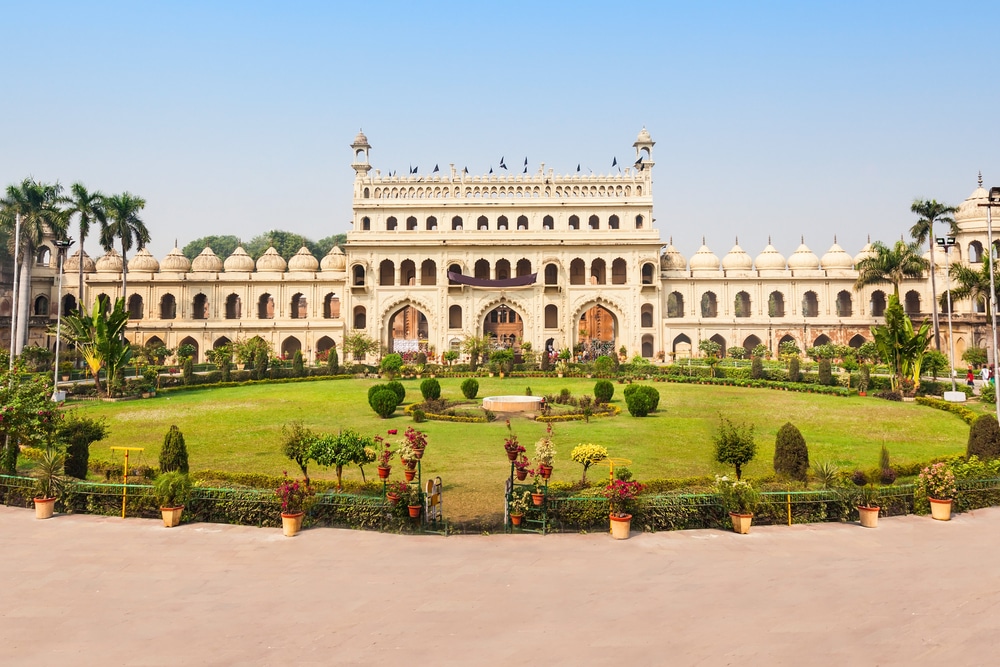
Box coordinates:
[773,422,808,482]
[159,425,189,474]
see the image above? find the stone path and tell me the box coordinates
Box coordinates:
[2,505,997,666]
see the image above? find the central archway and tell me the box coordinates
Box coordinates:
[388,304,429,355]
[483,303,523,350]
[577,303,618,359]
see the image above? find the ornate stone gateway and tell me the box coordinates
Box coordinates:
[578,304,616,358]
[483,304,523,349]
[389,305,428,354]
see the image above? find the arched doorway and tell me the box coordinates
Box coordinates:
[388,304,429,355]
[483,303,523,350]
[281,336,301,359]
[672,333,692,359]
[577,304,617,359]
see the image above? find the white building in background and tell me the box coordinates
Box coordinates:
[5,130,995,365]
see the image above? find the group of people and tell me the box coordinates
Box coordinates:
[969,366,996,388]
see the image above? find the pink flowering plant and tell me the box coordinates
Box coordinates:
[917,462,957,501]
[375,436,393,469]
[276,472,314,514]
[603,479,644,517]
[513,454,531,473]
[503,420,525,457]
[402,427,427,453]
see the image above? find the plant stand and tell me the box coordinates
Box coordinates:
[504,460,549,534]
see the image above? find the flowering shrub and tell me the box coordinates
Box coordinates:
[534,423,557,466]
[276,472,314,514]
[398,441,418,469]
[917,462,957,501]
[570,443,608,483]
[603,479,644,517]
[375,436,393,470]
[513,454,531,472]
[715,475,760,515]
[402,427,427,453]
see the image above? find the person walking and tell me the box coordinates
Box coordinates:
[968,368,976,387]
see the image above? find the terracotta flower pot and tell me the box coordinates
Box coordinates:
[929,497,953,521]
[729,512,753,534]
[531,492,545,506]
[510,513,524,526]
[34,497,55,520]
[610,513,632,539]
[858,506,880,528]
[404,468,416,482]
[386,492,400,504]
[377,466,390,480]
[160,506,183,528]
[281,511,305,537]
[506,450,519,462]
[539,464,553,480]
[408,505,422,519]
[413,447,424,460]
[515,468,528,481]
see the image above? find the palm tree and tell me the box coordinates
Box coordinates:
[64,183,107,306]
[945,258,998,315]
[854,239,928,298]
[100,192,149,296]
[0,178,67,354]
[910,199,958,350]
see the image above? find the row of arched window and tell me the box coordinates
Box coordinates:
[666,289,925,319]
[365,183,643,200]
[119,292,342,321]
[140,333,339,365]
[360,213,645,232]
[671,332,872,358]
[357,258,657,287]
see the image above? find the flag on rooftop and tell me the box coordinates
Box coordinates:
[612,157,617,167]
[500,157,507,170]
[433,164,439,173]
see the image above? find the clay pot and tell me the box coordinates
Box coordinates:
[539,464,553,480]
[929,498,953,521]
[160,506,183,528]
[858,506,879,528]
[531,492,545,506]
[281,511,304,537]
[510,514,524,527]
[377,466,390,480]
[610,513,632,539]
[34,497,55,520]
[729,512,753,534]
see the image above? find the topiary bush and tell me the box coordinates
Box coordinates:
[292,350,304,377]
[594,380,615,404]
[159,425,189,474]
[379,353,403,378]
[420,377,441,401]
[751,357,764,380]
[773,422,808,483]
[461,378,479,399]
[968,414,1000,460]
[412,408,426,423]
[625,389,653,417]
[386,380,406,404]
[182,357,193,385]
[789,357,801,383]
[327,347,340,374]
[58,414,108,480]
[818,359,832,386]
[368,384,389,408]
[370,389,399,418]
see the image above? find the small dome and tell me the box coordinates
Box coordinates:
[191,247,223,272]
[787,243,820,270]
[955,184,989,222]
[754,244,786,271]
[321,245,347,271]
[635,127,652,143]
[255,246,287,272]
[821,242,853,270]
[351,129,370,147]
[95,249,123,273]
[287,246,319,272]
[127,248,159,272]
[64,249,96,273]
[660,243,686,271]
[689,244,720,271]
[160,247,191,272]
[223,246,255,272]
[854,241,875,266]
[722,243,753,271]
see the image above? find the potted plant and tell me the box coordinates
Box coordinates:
[276,473,314,537]
[152,471,191,528]
[858,364,870,397]
[530,472,545,506]
[399,440,418,481]
[513,454,530,481]
[917,462,957,521]
[534,423,556,479]
[376,437,392,480]
[403,426,427,460]
[405,485,423,520]
[508,491,531,527]
[503,420,524,462]
[385,480,408,505]
[555,361,568,378]
[604,479,644,539]
[32,447,66,520]
[852,470,880,528]
[716,475,760,534]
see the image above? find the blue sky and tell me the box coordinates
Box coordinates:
[2,1,997,260]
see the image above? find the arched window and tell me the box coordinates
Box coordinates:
[734,291,751,318]
[672,333,692,358]
[813,334,832,347]
[641,334,654,358]
[477,215,488,230]
[497,215,508,230]
[474,259,490,279]
[281,336,301,359]
[641,263,655,285]
[192,293,208,320]
[447,263,462,284]
[768,291,785,317]
[33,295,49,316]
[589,215,599,230]
[544,304,558,328]
[225,294,241,319]
[710,334,726,354]
[569,215,580,230]
[448,305,462,329]
[590,258,606,285]
[353,265,366,286]
[495,259,511,280]
[323,293,340,319]
[36,247,51,266]
[61,294,77,315]
[517,215,528,230]
[379,259,395,286]
[544,264,558,285]
[969,241,983,263]
[743,335,762,357]
[426,216,437,231]
[400,260,416,286]
[870,290,887,317]
[421,259,437,285]
[849,334,866,348]
[609,215,620,230]
[362,216,370,231]
[641,304,654,328]
[451,216,462,231]
[516,259,532,277]
[802,291,819,318]
[542,215,554,230]
[290,293,307,319]
[178,336,199,364]
[701,292,718,318]
[386,216,398,231]
[611,258,627,284]
[353,306,366,329]
[635,215,644,229]
[904,290,921,315]
[836,290,853,317]
[570,259,586,285]
[160,294,177,320]
[127,294,143,319]
[258,293,274,319]
[406,216,417,231]
[667,292,684,318]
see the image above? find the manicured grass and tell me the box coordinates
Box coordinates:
[65,377,971,523]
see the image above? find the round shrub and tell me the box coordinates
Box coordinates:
[380,353,403,377]
[625,390,652,417]
[368,383,388,408]
[773,422,809,483]
[641,385,660,411]
[461,378,479,399]
[420,378,441,401]
[159,425,189,474]
[386,380,406,404]
[594,380,615,404]
[292,349,304,377]
[967,414,1000,460]
[370,389,399,418]
[412,408,426,423]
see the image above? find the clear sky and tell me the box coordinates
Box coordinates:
[2,1,997,261]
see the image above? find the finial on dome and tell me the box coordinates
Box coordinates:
[768,235,772,245]
[980,171,984,188]
[669,236,673,245]
[735,236,739,245]
[702,236,705,245]
[834,235,837,244]
[867,234,871,243]
[801,235,804,244]
[174,238,178,247]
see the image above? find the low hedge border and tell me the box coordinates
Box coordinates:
[916,396,980,425]
[402,403,488,423]
[535,405,622,422]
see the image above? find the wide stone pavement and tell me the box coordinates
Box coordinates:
[2,505,998,666]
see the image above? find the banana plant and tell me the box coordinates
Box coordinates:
[57,297,131,396]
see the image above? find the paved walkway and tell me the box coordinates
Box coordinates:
[2,506,998,666]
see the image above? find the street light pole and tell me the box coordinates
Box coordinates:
[51,238,73,402]
[7,213,20,371]
[937,236,963,401]
[979,187,1000,426]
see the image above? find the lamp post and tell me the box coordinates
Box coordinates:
[979,187,1000,425]
[51,238,73,402]
[936,236,964,402]
[7,213,20,371]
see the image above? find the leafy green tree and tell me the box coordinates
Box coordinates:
[292,349,304,377]
[714,416,757,480]
[380,353,403,378]
[233,336,270,366]
[182,235,240,261]
[59,296,132,396]
[910,199,958,350]
[727,346,747,359]
[963,346,988,368]
[461,335,490,370]
[788,357,801,383]
[854,239,927,298]
[159,425,189,474]
[779,340,801,359]
[751,356,764,380]
[309,429,372,489]
[316,234,347,256]
[206,344,233,382]
[245,230,321,260]
[0,361,54,474]
[64,182,107,305]
[100,192,149,296]
[968,415,1000,460]
[923,350,949,380]
[327,346,340,374]
[281,421,314,483]
[570,443,608,483]
[343,331,378,361]
[773,422,808,483]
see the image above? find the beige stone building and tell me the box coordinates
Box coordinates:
[4,130,996,367]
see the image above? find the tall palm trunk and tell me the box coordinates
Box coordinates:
[120,240,128,297]
[928,238,940,351]
[78,224,86,307]
[14,251,31,355]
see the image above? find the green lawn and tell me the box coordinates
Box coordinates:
[66,377,971,523]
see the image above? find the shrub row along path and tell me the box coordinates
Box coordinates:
[1,505,994,665]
